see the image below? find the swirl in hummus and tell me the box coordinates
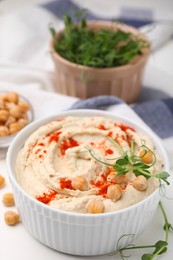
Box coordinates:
[15,116,163,214]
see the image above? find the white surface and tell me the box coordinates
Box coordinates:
[0,85,173,260]
[0,0,51,13]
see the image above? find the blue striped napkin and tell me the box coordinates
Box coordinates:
[41,0,153,28]
[71,95,173,140]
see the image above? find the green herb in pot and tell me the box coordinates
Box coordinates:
[50,14,149,68]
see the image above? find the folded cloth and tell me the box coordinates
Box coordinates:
[71,95,173,138]
[133,98,173,139]
[71,95,173,166]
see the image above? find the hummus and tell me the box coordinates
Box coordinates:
[15,116,162,214]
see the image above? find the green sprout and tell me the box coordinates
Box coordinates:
[87,138,170,185]
[110,201,173,260]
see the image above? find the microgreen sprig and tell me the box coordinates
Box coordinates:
[110,201,173,260]
[87,138,170,185]
[50,10,149,68]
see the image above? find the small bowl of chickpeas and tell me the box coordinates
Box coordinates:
[0,91,33,152]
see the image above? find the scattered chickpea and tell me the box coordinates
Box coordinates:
[87,199,104,214]
[107,184,122,202]
[2,193,15,207]
[131,175,148,191]
[140,149,153,164]
[4,210,20,226]
[0,175,5,188]
[72,176,88,191]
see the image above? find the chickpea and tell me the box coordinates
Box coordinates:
[18,101,29,112]
[140,149,153,164]
[131,175,148,191]
[72,176,88,191]
[9,122,23,134]
[107,184,122,202]
[0,95,8,102]
[5,92,19,104]
[0,175,5,188]
[18,118,28,127]
[0,99,5,109]
[0,110,9,122]
[5,102,14,111]
[9,105,22,119]
[5,116,16,126]
[4,210,20,226]
[2,193,15,207]
[0,125,9,137]
[87,199,104,214]
[107,172,127,184]
[20,113,28,120]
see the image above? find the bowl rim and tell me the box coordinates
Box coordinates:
[6,109,170,218]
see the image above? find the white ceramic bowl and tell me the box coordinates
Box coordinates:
[6,110,169,256]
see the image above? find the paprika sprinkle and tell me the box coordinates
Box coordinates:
[35,191,57,204]
[97,124,106,130]
[105,148,113,155]
[49,131,62,143]
[115,123,135,132]
[59,178,74,190]
[60,138,79,156]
